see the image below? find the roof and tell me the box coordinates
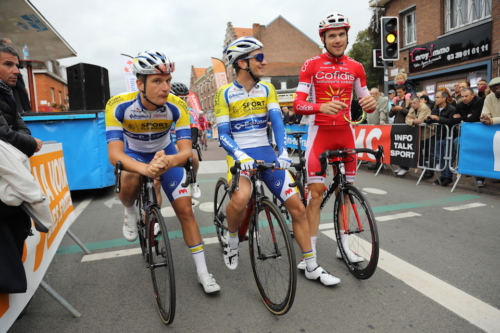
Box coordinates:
[266,16,320,47]
[193,67,207,80]
[233,27,254,38]
[264,62,304,77]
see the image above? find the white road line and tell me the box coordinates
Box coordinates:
[73,193,96,220]
[443,203,487,211]
[377,212,421,221]
[322,229,500,333]
[318,223,334,230]
[203,237,219,245]
[82,248,142,262]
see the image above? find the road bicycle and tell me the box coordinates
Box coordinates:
[313,146,383,279]
[200,130,208,151]
[114,159,195,325]
[193,140,203,162]
[213,161,297,315]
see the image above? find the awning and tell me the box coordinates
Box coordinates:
[0,0,77,61]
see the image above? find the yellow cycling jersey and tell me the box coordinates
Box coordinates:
[105,91,190,153]
[214,80,280,149]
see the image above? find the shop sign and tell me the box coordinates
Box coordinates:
[373,49,394,68]
[408,22,491,73]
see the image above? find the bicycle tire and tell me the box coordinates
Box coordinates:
[333,184,379,279]
[249,198,296,315]
[136,196,149,262]
[214,178,231,252]
[148,206,176,325]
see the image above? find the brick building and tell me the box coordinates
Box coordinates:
[33,60,69,111]
[370,0,498,98]
[190,16,322,118]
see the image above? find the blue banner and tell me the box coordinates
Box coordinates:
[285,124,308,150]
[458,123,500,180]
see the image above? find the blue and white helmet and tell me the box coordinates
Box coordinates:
[132,50,175,76]
[224,37,263,65]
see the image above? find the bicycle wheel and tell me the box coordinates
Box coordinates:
[249,198,296,315]
[333,184,379,279]
[214,178,231,252]
[148,206,176,325]
[136,197,149,262]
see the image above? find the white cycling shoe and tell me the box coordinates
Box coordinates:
[297,259,307,270]
[223,247,239,270]
[336,247,364,263]
[123,212,139,242]
[305,266,340,286]
[191,183,201,199]
[198,271,221,294]
[154,223,160,236]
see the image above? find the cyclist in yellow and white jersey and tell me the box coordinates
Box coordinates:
[105,50,220,293]
[215,37,339,286]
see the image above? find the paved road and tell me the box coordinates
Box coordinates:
[9,141,500,333]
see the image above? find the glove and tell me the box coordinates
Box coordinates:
[277,151,292,169]
[235,151,255,171]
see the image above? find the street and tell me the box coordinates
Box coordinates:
[9,140,500,333]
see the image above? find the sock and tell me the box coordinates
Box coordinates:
[303,250,318,271]
[124,204,138,215]
[189,242,208,275]
[228,229,239,250]
[311,236,317,258]
[340,230,349,252]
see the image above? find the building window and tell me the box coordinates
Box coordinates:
[404,11,416,46]
[51,88,55,103]
[445,0,491,32]
[59,91,62,104]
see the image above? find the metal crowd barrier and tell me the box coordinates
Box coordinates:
[416,123,452,185]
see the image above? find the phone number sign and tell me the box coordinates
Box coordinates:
[408,22,491,73]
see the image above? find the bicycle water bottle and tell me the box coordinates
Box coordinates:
[22,44,29,60]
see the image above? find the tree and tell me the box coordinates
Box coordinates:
[347,9,384,91]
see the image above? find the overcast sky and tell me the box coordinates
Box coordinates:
[30,0,373,96]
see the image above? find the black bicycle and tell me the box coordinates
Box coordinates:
[314,146,383,279]
[114,159,195,325]
[213,161,297,315]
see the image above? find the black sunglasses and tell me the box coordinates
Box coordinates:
[242,53,265,62]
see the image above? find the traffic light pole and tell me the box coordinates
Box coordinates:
[384,60,388,96]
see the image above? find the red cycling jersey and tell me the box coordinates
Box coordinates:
[198,115,209,131]
[293,53,373,125]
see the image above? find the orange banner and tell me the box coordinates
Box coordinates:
[211,57,228,89]
[187,91,202,112]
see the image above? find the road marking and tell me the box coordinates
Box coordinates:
[161,206,176,217]
[199,202,214,213]
[103,197,121,209]
[318,222,334,230]
[203,237,219,245]
[377,212,421,221]
[362,188,387,195]
[81,248,142,262]
[73,194,96,220]
[443,202,487,211]
[322,229,500,333]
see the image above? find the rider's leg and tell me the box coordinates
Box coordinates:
[306,182,325,256]
[225,176,251,249]
[117,170,141,241]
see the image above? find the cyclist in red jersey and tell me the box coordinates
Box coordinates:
[294,13,377,272]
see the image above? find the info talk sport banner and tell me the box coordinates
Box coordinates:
[286,124,419,168]
[0,143,76,332]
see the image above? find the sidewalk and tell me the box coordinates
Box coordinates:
[358,162,500,197]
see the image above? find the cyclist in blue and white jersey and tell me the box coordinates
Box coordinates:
[105,50,220,293]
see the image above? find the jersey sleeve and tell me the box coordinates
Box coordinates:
[293,57,322,115]
[265,83,286,155]
[353,63,375,113]
[105,94,125,143]
[214,85,244,156]
[170,96,191,141]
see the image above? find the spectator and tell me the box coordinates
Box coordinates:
[288,108,301,125]
[456,87,484,123]
[394,72,416,97]
[476,79,487,92]
[281,106,290,124]
[390,85,410,175]
[452,82,462,104]
[406,95,434,179]
[387,89,395,123]
[0,43,42,280]
[478,84,488,99]
[367,88,388,125]
[421,90,434,109]
[437,86,457,107]
[0,38,31,114]
[480,77,500,126]
[425,90,456,186]
[420,94,434,111]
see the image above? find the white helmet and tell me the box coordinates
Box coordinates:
[133,50,175,76]
[318,13,351,36]
[224,37,263,65]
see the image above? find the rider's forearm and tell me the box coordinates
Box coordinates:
[269,110,287,155]
[293,91,322,115]
[217,122,245,156]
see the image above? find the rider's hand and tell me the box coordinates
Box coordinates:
[235,152,255,171]
[277,151,292,169]
[359,95,377,111]
[319,101,347,115]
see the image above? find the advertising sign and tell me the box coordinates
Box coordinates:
[408,22,491,73]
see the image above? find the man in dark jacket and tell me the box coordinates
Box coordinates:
[425,90,456,186]
[0,43,42,259]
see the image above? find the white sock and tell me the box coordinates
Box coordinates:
[303,250,318,271]
[228,229,239,250]
[189,243,208,275]
[340,230,349,251]
[311,236,317,258]
[124,204,138,215]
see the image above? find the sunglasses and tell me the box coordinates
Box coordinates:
[242,53,265,62]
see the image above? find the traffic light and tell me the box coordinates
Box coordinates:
[381,17,399,61]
